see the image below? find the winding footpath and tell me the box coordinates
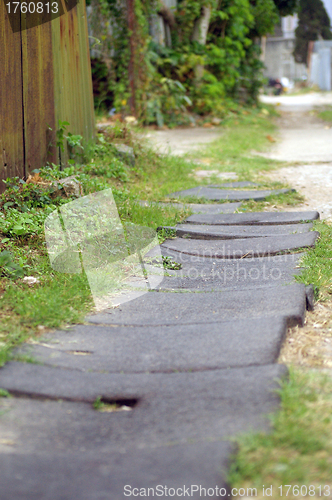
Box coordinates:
[0,177,320,498]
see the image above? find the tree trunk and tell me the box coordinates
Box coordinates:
[192,5,211,45]
[192,5,212,84]
[127,0,136,116]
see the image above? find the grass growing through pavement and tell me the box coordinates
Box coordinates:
[228,368,332,496]
[0,106,297,365]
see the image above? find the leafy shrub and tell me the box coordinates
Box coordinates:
[0,207,54,237]
[85,157,129,182]
[1,177,54,211]
[0,250,24,279]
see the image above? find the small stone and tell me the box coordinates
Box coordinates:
[194,170,219,178]
[113,144,135,167]
[216,172,238,180]
[22,276,40,285]
[211,117,222,125]
[124,116,138,126]
[120,406,132,412]
[51,176,83,198]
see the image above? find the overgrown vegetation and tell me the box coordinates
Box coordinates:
[88,0,297,125]
[296,221,332,298]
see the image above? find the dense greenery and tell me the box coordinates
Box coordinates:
[89,0,297,124]
[294,0,332,65]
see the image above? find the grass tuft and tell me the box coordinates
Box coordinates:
[295,221,332,298]
[228,369,332,493]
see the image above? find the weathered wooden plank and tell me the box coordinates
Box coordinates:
[1,0,94,190]
[0,4,25,192]
[21,16,57,174]
[52,0,95,165]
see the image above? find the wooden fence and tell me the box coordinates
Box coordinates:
[0,0,95,193]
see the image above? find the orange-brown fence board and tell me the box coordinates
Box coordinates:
[0,0,95,193]
[21,19,57,174]
[0,4,25,189]
[52,0,95,164]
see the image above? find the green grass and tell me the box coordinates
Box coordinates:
[228,368,332,496]
[295,221,332,297]
[185,109,281,179]
[0,389,11,398]
[318,106,332,124]
[239,191,305,212]
[127,106,285,201]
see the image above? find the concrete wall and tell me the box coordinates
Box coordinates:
[264,37,307,81]
[310,41,332,91]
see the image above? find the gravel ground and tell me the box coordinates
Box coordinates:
[261,93,332,368]
[261,93,332,221]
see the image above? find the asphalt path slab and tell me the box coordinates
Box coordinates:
[138,252,302,290]
[163,222,312,239]
[0,442,233,500]
[149,246,303,265]
[160,231,319,258]
[0,361,285,499]
[155,255,302,291]
[13,316,288,373]
[86,283,306,327]
[0,363,287,448]
[168,186,294,201]
[185,210,319,225]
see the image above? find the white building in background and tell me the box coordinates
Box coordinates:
[263,15,307,82]
[308,0,332,90]
[150,0,177,47]
[263,0,332,84]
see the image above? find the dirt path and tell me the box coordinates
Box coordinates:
[260,93,332,220]
[145,126,222,156]
[261,93,332,370]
